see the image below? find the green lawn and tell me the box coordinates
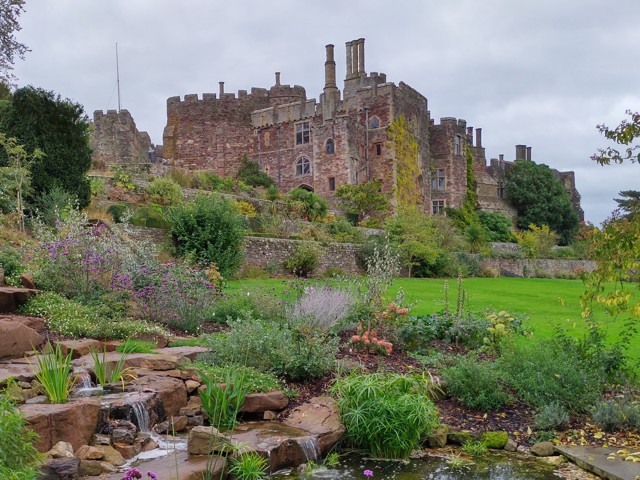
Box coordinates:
[227,277,637,362]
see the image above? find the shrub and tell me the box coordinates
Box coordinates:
[209,289,284,324]
[478,211,514,242]
[236,155,274,189]
[323,267,346,278]
[145,177,183,206]
[197,367,247,431]
[534,401,570,431]
[192,362,283,394]
[284,242,320,277]
[238,265,270,279]
[326,219,363,243]
[106,202,131,223]
[514,224,558,259]
[497,339,601,413]
[169,194,245,277]
[228,452,269,480]
[290,285,356,330]
[286,188,328,221]
[234,200,258,217]
[130,205,172,229]
[592,398,640,432]
[0,383,42,479]
[330,372,440,459]
[32,185,77,226]
[440,355,510,411]
[0,245,23,283]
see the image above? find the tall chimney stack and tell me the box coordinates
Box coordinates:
[526,146,532,161]
[515,144,526,160]
[275,72,281,86]
[475,128,482,148]
[219,81,225,97]
[324,44,336,88]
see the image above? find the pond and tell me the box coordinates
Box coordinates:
[271,451,559,480]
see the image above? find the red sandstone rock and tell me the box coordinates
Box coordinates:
[0,319,44,360]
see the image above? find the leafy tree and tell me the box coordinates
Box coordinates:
[591,110,640,165]
[168,194,246,277]
[286,187,328,221]
[0,86,93,208]
[614,190,640,219]
[0,0,28,86]
[335,179,389,223]
[386,212,441,277]
[505,160,579,245]
[478,211,514,242]
[236,155,275,188]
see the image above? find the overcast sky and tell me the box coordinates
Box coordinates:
[11,0,640,225]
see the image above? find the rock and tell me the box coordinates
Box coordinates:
[0,286,37,313]
[240,391,289,413]
[517,445,529,454]
[282,396,345,456]
[156,345,209,360]
[129,375,188,417]
[426,426,448,448]
[10,314,46,332]
[180,395,202,416]
[264,410,277,421]
[504,438,518,452]
[93,445,126,466]
[25,394,48,404]
[480,431,509,449]
[56,338,102,359]
[188,415,204,426]
[75,444,104,460]
[113,441,142,459]
[188,426,234,455]
[20,397,101,452]
[185,379,200,393]
[19,272,35,289]
[140,353,185,371]
[0,362,36,386]
[111,421,137,445]
[142,438,159,452]
[538,455,565,466]
[158,415,189,433]
[0,319,44,359]
[79,459,117,476]
[447,431,478,445]
[39,457,80,480]
[47,441,75,458]
[91,433,111,446]
[531,441,556,457]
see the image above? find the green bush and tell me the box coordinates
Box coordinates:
[145,177,183,205]
[106,202,131,223]
[440,355,510,411]
[284,242,320,277]
[192,362,283,394]
[228,452,269,480]
[202,312,338,381]
[478,211,514,242]
[534,401,570,431]
[0,384,43,479]
[0,246,23,282]
[236,155,274,188]
[169,194,245,277]
[286,188,328,221]
[497,339,601,413]
[330,372,440,459]
[592,398,640,432]
[326,219,363,243]
[130,205,171,229]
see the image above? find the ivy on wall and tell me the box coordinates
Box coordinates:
[460,145,480,223]
[388,115,422,213]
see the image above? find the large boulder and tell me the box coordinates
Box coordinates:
[39,457,80,480]
[282,396,345,455]
[0,286,37,313]
[128,375,188,417]
[20,397,101,452]
[0,318,44,359]
[240,391,289,413]
[56,339,103,359]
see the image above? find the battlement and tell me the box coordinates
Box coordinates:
[167,87,270,108]
[94,109,134,121]
[251,99,318,128]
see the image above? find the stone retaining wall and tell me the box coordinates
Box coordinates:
[480,258,597,278]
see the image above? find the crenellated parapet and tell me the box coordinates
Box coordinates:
[92,109,151,167]
[251,99,318,128]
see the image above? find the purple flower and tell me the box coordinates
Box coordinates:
[146,471,158,480]
[364,470,374,478]
[122,467,142,480]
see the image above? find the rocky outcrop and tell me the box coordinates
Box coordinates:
[0,317,45,359]
[282,396,345,454]
[0,286,37,313]
[240,391,289,413]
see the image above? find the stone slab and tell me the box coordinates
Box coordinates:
[555,445,640,480]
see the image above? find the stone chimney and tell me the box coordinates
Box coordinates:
[515,144,527,160]
[323,44,340,120]
[219,81,225,97]
[475,128,482,148]
[526,146,532,161]
[275,72,281,86]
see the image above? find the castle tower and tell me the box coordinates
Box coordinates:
[322,44,341,121]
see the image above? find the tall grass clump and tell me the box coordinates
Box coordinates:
[90,344,136,389]
[32,342,75,403]
[228,452,269,480]
[330,372,440,459]
[197,368,248,431]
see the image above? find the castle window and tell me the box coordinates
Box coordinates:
[432,200,445,215]
[370,116,380,129]
[431,168,445,191]
[375,143,382,156]
[497,180,505,199]
[454,135,462,156]
[295,121,310,145]
[326,138,335,154]
[329,177,336,191]
[295,156,311,176]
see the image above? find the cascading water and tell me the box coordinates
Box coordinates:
[76,371,93,389]
[131,400,150,433]
[298,437,321,462]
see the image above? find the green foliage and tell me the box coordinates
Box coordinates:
[0,382,42,480]
[228,452,269,480]
[106,202,130,223]
[613,190,640,219]
[236,155,274,188]
[591,398,640,432]
[330,372,440,459]
[284,242,320,277]
[460,145,480,224]
[386,212,440,277]
[203,312,338,381]
[326,219,363,243]
[32,185,76,226]
[111,166,136,191]
[533,402,570,431]
[440,355,510,411]
[90,345,134,389]
[0,245,23,282]
[169,194,245,277]
[497,339,601,413]
[115,339,156,354]
[130,205,171,229]
[168,337,207,347]
[197,367,248,431]
[20,291,168,340]
[335,179,389,223]
[192,362,283,394]
[89,177,106,197]
[514,224,558,258]
[389,115,422,211]
[32,342,75,403]
[145,177,183,205]
[462,440,488,457]
[479,431,509,449]
[478,211,514,242]
[464,222,487,254]
[592,110,640,165]
[286,188,328,221]
[505,160,579,245]
[0,0,28,86]
[0,86,93,208]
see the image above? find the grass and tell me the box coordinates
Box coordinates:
[227,277,638,363]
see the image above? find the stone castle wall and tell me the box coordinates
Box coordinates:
[92,110,151,167]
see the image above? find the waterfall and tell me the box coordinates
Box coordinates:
[298,437,320,462]
[131,401,150,432]
[76,371,93,389]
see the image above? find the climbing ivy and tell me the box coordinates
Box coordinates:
[461,145,480,223]
[388,116,422,213]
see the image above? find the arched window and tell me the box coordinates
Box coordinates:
[295,156,311,176]
[370,116,380,129]
[326,138,335,154]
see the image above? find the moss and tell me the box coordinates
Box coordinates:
[447,431,477,446]
[480,430,509,449]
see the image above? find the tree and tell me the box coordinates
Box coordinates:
[505,160,579,245]
[0,86,93,208]
[386,212,441,277]
[614,190,640,219]
[335,179,389,224]
[0,0,28,86]
[591,110,640,165]
[236,155,274,188]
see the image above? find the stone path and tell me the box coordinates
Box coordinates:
[555,446,640,480]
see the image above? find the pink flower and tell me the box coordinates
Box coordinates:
[364,469,374,477]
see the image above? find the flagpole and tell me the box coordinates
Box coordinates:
[116,43,121,112]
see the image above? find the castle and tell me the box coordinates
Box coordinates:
[92,38,583,220]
